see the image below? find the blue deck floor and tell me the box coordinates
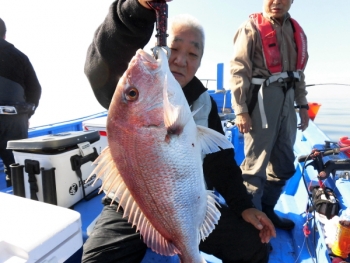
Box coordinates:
[0,163,297,263]
[1,162,339,263]
[3,95,348,263]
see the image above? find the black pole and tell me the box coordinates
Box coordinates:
[41,167,57,205]
[10,163,25,197]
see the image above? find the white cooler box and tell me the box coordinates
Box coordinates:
[7,131,103,208]
[82,116,108,149]
[0,192,82,263]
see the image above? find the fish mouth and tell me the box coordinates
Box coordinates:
[137,49,156,63]
[136,49,163,74]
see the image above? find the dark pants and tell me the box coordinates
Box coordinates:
[82,198,148,263]
[0,114,28,187]
[82,198,269,263]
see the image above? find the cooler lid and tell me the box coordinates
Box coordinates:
[7,130,100,152]
[0,193,82,262]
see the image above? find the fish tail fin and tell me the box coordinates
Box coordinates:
[199,191,221,242]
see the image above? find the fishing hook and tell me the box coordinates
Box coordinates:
[147,0,171,59]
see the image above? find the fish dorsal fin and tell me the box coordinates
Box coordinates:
[199,191,221,241]
[196,125,233,155]
[86,146,180,256]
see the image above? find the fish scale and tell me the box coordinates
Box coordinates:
[89,48,233,263]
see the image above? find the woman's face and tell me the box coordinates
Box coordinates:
[168,25,203,88]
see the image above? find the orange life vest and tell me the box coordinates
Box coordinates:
[250,13,308,74]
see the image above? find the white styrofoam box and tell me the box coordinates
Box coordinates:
[82,116,108,149]
[12,140,102,208]
[0,192,82,263]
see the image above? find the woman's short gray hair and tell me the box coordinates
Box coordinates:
[168,14,205,53]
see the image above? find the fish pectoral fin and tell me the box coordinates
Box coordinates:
[163,75,191,135]
[199,191,221,241]
[196,125,233,155]
[191,105,204,117]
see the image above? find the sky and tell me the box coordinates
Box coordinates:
[1,0,350,128]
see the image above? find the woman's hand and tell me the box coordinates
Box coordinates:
[138,0,172,9]
[241,208,276,243]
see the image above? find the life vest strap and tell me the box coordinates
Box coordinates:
[249,71,300,129]
[251,71,300,86]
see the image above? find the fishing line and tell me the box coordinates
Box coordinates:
[300,155,319,263]
[293,235,306,263]
[306,83,350,87]
[305,233,318,263]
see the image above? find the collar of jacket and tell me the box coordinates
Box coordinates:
[182,76,208,106]
[262,11,291,25]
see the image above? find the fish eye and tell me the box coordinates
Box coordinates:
[125,87,139,101]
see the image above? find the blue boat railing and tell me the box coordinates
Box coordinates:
[28,111,108,138]
[22,90,232,138]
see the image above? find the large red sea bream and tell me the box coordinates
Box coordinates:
[90,48,233,263]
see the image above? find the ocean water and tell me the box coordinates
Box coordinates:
[306,85,350,142]
[28,84,350,142]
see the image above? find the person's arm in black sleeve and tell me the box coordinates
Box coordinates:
[84,0,156,109]
[24,57,41,118]
[204,97,254,216]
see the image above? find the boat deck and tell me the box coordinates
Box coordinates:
[0,156,329,263]
[1,106,349,263]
